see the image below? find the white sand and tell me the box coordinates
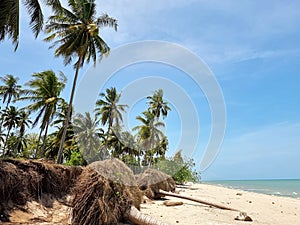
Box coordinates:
[141,183,300,225]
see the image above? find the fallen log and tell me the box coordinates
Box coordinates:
[159,190,240,211]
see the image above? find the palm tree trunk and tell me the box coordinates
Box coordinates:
[35,128,43,158]
[16,132,24,153]
[106,123,111,155]
[3,126,12,156]
[57,57,82,164]
[40,121,50,157]
[158,190,240,211]
[128,206,169,225]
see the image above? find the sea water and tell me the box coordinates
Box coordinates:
[203,179,300,199]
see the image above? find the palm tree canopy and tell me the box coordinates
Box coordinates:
[133,111,165,147]
[0,0,62,50]
[73,112,103,144]
[17,110,32,135]
[73,112,105,162]
[2,106,21,131]
[147,89,171,119]
[19,70,66,129]
[0,74,22,108]
[44,0,117,67]
[95,87,127,128]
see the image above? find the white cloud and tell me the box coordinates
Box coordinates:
[97,0,300,65]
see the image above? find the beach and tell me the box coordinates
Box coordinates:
[141,183,300,225]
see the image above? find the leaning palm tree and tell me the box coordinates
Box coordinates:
[18,70,66,157]
[95,87,128,151]
[44,0,118,163]
[147,89,171,120]
[0,0,61,50]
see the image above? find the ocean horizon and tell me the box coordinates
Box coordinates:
[202,179,300,199]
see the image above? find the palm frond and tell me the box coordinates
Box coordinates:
[97,14,118,31]
[24,0,43,38]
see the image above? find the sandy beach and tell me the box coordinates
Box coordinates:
[140,183,300,225]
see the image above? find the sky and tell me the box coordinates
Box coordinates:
[1,0,300,180]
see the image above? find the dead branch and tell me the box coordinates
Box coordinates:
[159,190,240,211]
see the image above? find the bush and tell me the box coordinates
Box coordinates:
[154,150,200,184]
[65,150,87,166]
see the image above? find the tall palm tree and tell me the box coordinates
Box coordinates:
[147,89,171,119]
[73,112,104,162]
[0,0,61,50]
[44,0,118,163]
[0,74,22,111]
[18,70,66,157]
[95,87,127,151]
[133,111,165,166]
[1,106,21,155]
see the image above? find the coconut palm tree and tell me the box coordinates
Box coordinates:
[0,74,22,134]
[147,89,171,120]
[95,87,127,151]
[1,106,21,155]
[73,112,105,162]
[0,0,61,50]
[133,111,165,166]
[18,70,66,157]
[0,75,22,110]
[44,0,118,163]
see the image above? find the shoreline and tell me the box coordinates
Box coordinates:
[141,182,300,225]
[201,179,300,199]
[201,182,300,201]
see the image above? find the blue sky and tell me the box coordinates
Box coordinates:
[1,0,300,180]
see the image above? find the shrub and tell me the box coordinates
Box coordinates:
[154,150,200,184]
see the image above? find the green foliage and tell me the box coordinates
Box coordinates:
[65,150,86,166]
[155,150,200,184]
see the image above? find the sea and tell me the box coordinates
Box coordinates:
[203,179,300,199]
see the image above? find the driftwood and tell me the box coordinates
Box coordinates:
[128,206,170,225]
[163,200,183,206]
[159,190,240,211]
